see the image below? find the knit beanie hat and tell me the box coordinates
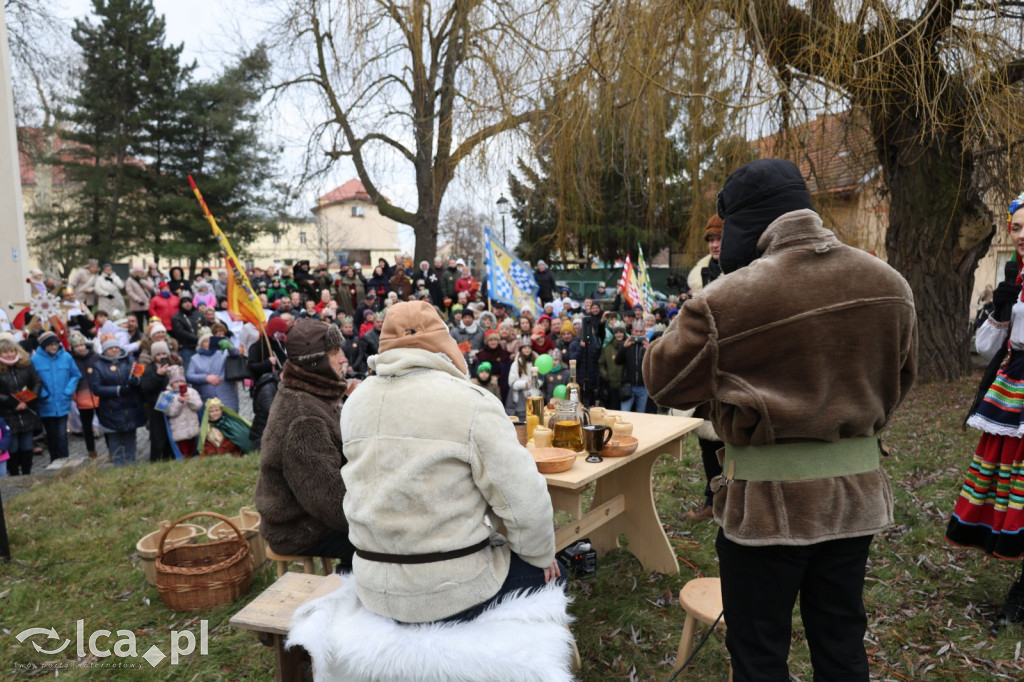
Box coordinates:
[484,329,500,341]
[265,317,290,337]
[149,322,168,337]
[716,159,815,274]
[560,320,574,335]
[68,331,88,348]
[476,361,493,375]
[101,338,121,354]
[167,366,185,385]
[151,341,170,357]
[38,331,61,349]
[286,318,343,375]
[197,328,213,348]
[704,214,723,241]
[378,301,468,375]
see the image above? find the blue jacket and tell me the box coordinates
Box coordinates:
[186,349,240,412]
[86,353,147,432]
[0,417,10,454]
[32,347,82,418]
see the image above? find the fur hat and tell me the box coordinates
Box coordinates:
[704,214,723,241]
[378,301,468,375]
[286,318,343,367]
[151,341,170,357]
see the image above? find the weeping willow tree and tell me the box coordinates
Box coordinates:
[525,0,750,264]
[557,0,1024,381]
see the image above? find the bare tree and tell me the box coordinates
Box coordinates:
[438,203,488,272]
[270,0,580,266]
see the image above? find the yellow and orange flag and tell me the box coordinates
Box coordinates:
[187,175,265,329]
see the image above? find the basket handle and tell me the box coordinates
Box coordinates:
[156,511,246,559]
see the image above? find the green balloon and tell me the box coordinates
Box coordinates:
[535,354,554,375]
[552,384,567,400]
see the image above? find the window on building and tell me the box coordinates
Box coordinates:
[300,231,307,244]
[351,205,365,218]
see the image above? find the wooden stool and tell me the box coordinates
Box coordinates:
[675,577,731,679]
[265,548,332,579]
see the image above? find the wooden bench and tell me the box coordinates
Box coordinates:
[230,572,341,682]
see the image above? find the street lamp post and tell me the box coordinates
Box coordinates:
[496,194,510,244]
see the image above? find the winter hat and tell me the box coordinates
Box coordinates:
[158,281,169,290]
[149,322,168,337]
[101,338,122,354]
[379,301,468,375]
[559,320,574,335]
[179,291,193,301]
[704,214,723,241]
[265,317,289,337]
[484,329,500,341]
[167,366,185,385]
[68,331,88,348]
[286,318,343,374]
[38,331,61,349]
[151,341,170,357]
[197,328,213,348]
[476,361,493,375]
[716,159,815,273]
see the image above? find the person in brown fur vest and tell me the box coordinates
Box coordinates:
[254,318,354,567]
[643,159,917,682]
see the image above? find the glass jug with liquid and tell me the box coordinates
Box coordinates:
[549,400,589,452]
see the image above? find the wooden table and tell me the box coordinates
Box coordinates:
[542,410,701,575]
[230,572,341,682]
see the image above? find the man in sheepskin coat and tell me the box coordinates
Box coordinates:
[341,300,560,624]
[643,159,917,681]
[254,318,354,564]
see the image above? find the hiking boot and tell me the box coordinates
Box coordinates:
[681,505,714,522]
[88,451,98,460]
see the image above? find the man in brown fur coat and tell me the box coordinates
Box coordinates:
[255,318,354,567]
[643,159,917,681]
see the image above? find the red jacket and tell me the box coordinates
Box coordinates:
[454,276,478,302]
[148,293,179,329]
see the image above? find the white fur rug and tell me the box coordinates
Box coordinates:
[286,575,575,682]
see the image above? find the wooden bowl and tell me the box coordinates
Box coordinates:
[601,435,639,458]
[532,447,577,474]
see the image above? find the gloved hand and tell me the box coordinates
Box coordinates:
[127,375,141,388]
[991,280,1022,321]
[218,339,233,351]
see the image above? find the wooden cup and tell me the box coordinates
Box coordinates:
[533,427,553,448]
[612,421,633,437]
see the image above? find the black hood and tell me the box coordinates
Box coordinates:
[716,159,815,273]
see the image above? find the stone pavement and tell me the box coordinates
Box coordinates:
[1,388,255,499]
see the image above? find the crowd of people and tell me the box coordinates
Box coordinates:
[0,254,688,474]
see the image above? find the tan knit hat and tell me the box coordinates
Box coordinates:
[378,301,468,375]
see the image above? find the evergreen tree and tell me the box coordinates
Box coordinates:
[60,0,186,261]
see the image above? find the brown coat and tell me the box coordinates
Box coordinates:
[643,209,917,546]
[254,361,349,554]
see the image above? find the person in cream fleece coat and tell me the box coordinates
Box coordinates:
[341,300,561,624]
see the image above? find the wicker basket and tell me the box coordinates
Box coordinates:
[155,512,254,612]
[207,506,266,567]
[136,521,207,586]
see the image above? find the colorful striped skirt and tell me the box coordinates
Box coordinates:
[947,354,1024,559]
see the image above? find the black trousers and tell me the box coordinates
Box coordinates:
[716,530,873,682]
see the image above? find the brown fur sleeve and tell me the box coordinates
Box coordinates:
[643,296,718,410]
[282,415,348,530]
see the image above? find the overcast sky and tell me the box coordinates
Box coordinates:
[55,0,522,253]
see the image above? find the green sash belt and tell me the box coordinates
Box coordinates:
[723,437,882,482]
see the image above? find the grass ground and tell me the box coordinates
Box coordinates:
[1,373,1024,680]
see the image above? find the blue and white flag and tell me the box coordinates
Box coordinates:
[485,227,540,316]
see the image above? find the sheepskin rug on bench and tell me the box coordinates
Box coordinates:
[286,574,575,682]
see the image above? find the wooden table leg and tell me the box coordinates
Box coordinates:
[588,439,680,574]
[272,633,308,682]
